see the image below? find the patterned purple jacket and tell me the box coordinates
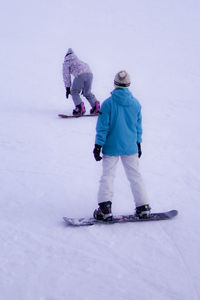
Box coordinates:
[62,53,91,88]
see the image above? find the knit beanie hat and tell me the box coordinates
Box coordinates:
[114,70,131,88]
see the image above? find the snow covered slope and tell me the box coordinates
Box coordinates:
[0,0,200,299]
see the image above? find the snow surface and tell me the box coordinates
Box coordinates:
[1,0,200,299]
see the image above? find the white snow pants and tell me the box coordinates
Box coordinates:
[97,154,149,207]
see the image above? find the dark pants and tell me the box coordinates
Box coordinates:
[71,73,97,106]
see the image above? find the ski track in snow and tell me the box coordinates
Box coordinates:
[160,225,199,300]
[87,223,195,300]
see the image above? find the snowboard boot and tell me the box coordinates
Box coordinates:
[135,204,151,219]
[90,101,100,115]
[93,201,113,221]
[73,102,86,116]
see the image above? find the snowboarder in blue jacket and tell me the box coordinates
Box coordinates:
[93,70,151,221]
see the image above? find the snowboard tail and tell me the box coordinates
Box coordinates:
[63,210,178,226]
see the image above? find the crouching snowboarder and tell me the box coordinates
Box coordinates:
[62,48,100,116]
[93,70,151,221]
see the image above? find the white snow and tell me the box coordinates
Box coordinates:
[0,0,200,299]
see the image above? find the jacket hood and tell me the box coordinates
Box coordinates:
[111,88,134,107]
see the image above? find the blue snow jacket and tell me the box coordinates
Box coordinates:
[95,88,142,156]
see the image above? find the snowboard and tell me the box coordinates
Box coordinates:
[58,113,99,119]
[63,210,178,226]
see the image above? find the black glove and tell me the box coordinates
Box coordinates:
[66,87,70,99]
[137,143,142,158]
[93,144,102,161]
